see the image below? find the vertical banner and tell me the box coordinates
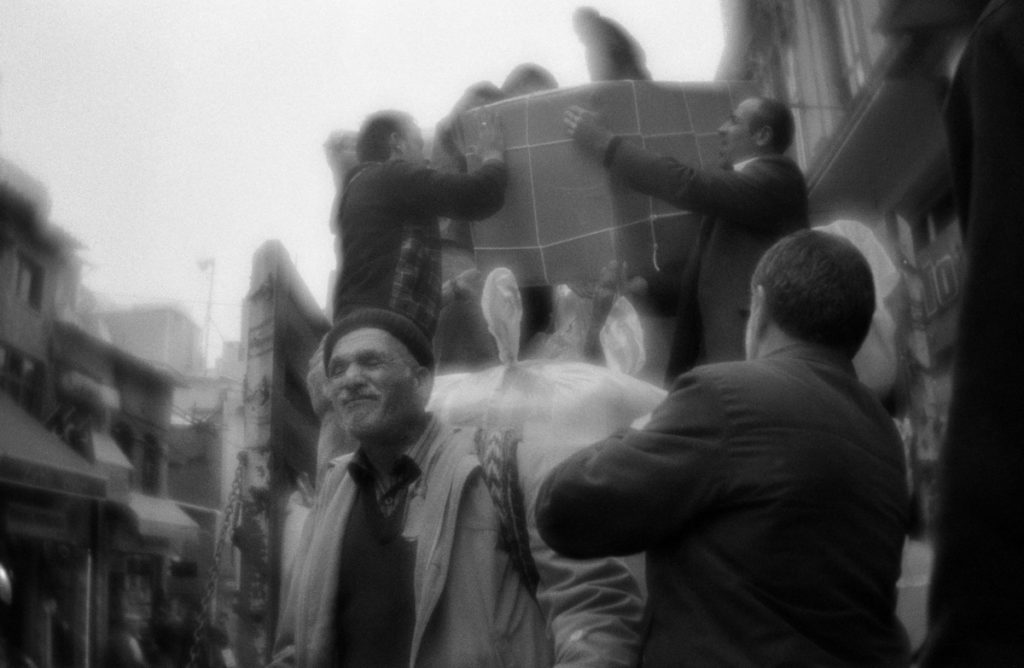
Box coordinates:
[237,241,328,665]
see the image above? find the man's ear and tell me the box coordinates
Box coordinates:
[413,366,434,406]
[749,285,767,333]
[753,124,773,150]
[745,284,768,359]
[389,131,403,157]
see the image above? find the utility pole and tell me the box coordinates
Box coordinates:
[199,257,215,374]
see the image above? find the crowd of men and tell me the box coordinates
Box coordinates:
[270,3,1024,664]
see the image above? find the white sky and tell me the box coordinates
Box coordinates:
[0,0,723,367]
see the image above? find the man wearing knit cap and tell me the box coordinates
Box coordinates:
[272,307,645,667]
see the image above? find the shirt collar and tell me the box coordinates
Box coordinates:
[732,156,759,173]
[763,342,857,376]
[347,413,440,482]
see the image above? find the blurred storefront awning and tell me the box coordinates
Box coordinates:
[0,393,106,499]
[92,429,133,503]
[125,492,200,552]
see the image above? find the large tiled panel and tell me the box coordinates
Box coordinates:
[459,81,743,286]
[469,147,536,249]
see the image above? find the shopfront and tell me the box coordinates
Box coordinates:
[1,393,106,668]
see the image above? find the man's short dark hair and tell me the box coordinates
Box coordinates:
[356,110,415,163]
[502,63,559,97]
[749,98,795,153]
[752,230,875,358]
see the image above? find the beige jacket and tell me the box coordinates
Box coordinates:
[270,422,643,667]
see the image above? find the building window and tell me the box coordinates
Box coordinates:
[834,0,887,98]
[773,2,853,168]
[0,345,45,416]
[15,253,45,310]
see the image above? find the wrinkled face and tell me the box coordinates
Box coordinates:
[717,97,765,168]
[326,328,429,442]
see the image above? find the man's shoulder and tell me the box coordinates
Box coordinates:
[744,154,805,180]
[678,355,811,406]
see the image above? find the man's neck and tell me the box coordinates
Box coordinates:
[359,414,431,475]
[750,323,800,360]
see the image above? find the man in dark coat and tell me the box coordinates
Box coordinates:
[536,230,911,667]
[565,96,808,385]
[920,1,1024,664]
[331,109,507,336]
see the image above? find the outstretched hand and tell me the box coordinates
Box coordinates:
[564,105,615,156]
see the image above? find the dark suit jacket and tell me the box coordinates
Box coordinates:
[606,141,808,384]
[921,1,1024,664]
[537,343,910,667]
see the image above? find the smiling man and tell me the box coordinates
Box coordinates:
[271,307,644,667]
[564,96,808,384]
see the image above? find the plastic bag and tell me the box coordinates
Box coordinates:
[818,219,901,398]
[428,268,666,445]
[531,282,647,376]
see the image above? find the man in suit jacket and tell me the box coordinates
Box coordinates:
[565,96,808,385]
[920,1,1024,663]
[537,231,911,667]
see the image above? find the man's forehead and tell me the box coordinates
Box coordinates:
[330,327,406,358]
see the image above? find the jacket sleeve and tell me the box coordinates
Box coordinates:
[398,159,509,221]
[267,479,324,667]
[536,371,729,558]
[607,140,806,234]
[518,438,646,668]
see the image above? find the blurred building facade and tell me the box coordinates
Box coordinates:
[96,301,246,655]
[1,154,201,666]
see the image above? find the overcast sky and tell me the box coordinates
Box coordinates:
[0,0,723,367]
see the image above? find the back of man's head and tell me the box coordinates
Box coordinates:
[752,230,875,358]
[749,97,795,154]
[502,63,559,97]
[356,110,415,162]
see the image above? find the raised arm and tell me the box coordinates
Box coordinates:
[607,141,806,234]
[535,371,728,558]
[402,110,509,220]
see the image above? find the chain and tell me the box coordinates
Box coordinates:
[186,452,246,668]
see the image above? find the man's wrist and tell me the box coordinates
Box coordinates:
[603,136,623,168]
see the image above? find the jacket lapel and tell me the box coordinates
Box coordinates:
[299,456,357,666]
[409,427,480,665]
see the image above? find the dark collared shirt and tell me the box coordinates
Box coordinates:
[346,416,438,517]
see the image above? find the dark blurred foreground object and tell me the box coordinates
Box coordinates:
[919,1,1024,664]
[573,6,651,81]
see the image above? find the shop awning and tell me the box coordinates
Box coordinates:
[127,492,200,545]
[808,79,948,218]
[0,393,106,499]
[92,430,132,469]
[92,429,133,502]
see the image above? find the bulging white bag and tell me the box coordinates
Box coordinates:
[428,267,666,446]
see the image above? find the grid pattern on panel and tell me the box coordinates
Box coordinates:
[462,81,758,286]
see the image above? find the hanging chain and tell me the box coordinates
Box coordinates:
[186,452,246,668]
